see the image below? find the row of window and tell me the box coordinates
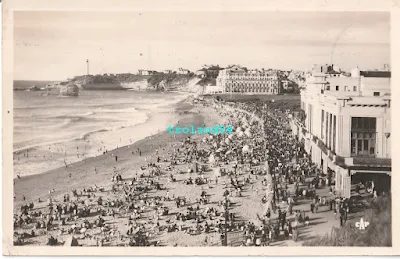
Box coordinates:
[224,83,278,87]
[351,117,376,132]
[224,72,276,76]
[225,87,278,93]
[221,77,277,81]
[325,85,381,96]
[326,85,358,91]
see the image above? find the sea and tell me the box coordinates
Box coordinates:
[13,81,188,177]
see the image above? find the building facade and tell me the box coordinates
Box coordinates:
[290,65,391,198]
[216,65,281,94]
[138,70,157,76]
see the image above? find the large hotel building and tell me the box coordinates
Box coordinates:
[216,65,281,94]
[290,64,391,198]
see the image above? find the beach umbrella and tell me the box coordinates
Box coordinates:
[202,137,207,143]
[209,135,214,140]
[236,127,242,133]
[228,134,234,140]
[245,131,252,138]
[242,145,250,153]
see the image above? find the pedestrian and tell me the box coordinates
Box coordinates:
[339,209,344,226]
[292,223,298,242]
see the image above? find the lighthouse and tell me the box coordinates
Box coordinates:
[86,59,89,75]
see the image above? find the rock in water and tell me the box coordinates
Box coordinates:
[60,84,79,97]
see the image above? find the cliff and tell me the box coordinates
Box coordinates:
[61,73,203,93]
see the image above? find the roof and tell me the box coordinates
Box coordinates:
[360,71,391,78]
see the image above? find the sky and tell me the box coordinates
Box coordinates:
[14,11,390,81]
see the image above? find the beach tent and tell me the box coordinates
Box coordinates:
[228,134,234,140]
[202,137,207,143]
[213,167,221,177]
[64,236,79,247]
[236,127,242,133]
[237,131,244,138]
[242,145,250,153]
[224,138,230,145]
[244,128,252,137]
[208,154,215,164]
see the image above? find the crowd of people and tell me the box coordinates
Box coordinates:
[13,97,359,247]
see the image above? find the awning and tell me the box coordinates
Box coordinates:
[350,170,391,176]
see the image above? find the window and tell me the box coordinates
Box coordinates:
[373,92,380,96]
[344,86,348,91]
[353,86,357,91]
[325,112,329,143]
[321,110,325,139]
[332,115,336,153]
[351,117,377,157]
[328,114,333,148]
[336,86,339,91]
[326,85,330,90]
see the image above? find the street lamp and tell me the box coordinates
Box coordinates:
[223,190,229,246]
[385,132,390,158]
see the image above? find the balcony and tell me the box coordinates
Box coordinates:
[333,155,391,169]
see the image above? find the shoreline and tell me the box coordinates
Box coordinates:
[13,93,190,178]
[13,97,221,209]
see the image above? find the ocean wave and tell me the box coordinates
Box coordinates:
[76,111,95,117]
[13,112,150,154]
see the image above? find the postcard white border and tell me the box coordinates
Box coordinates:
[2,0,400,256]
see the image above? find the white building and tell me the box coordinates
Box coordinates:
[138,70,156,76]
[290,65,391,198]
[216,65,280,94]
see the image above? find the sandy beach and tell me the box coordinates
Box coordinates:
[13,97,370,247]
[14,97,209,207]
